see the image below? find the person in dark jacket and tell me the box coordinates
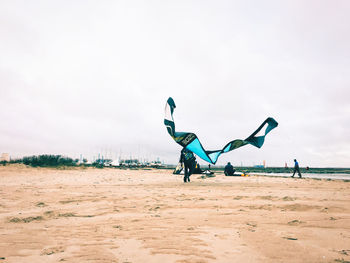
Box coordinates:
[224,162,236,176]
[291,159,302,178]
[180,148,196,182]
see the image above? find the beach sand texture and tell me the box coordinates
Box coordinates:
[0,165,349,263]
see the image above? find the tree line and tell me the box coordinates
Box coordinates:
[1,155,77,167]
[0,155,113,168]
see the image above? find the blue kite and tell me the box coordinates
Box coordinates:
[164,97,278,164]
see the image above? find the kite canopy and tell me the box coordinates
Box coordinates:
[164,97,278,164]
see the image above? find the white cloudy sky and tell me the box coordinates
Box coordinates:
[1,1,349,167]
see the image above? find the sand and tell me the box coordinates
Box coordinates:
[0,165,349,263]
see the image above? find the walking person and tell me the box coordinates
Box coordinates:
[179,148,196,183]
[291,159,302,178]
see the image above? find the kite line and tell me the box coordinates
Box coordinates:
[164,97,278,164]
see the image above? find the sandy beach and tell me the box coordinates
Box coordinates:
[0,165,349,263]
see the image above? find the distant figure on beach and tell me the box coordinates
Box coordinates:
[224,162,236,176]
[193,162,203,174]
[292,159,302,178]
[180,148,196,183]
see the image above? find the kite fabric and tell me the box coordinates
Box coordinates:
[164,97,278,165]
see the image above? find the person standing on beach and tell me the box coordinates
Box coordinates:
[180,148,196,183]
[292,159,302,178]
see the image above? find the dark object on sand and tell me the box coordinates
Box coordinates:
[224,162,236,176]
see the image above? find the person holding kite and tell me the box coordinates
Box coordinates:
[180,148,196,183]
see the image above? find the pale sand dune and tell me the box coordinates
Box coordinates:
[0,165,349,263]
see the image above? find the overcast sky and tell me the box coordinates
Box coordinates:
[1,1,349,167]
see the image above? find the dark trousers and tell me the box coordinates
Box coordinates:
[292,167,302,178]
[224,169,236,176]
[184,161,195,182]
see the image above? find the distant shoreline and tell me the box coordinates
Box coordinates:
[250,173,350,182]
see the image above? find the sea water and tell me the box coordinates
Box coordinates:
[251,172,350,181]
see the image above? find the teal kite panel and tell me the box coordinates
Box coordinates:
[164,97,278,164]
